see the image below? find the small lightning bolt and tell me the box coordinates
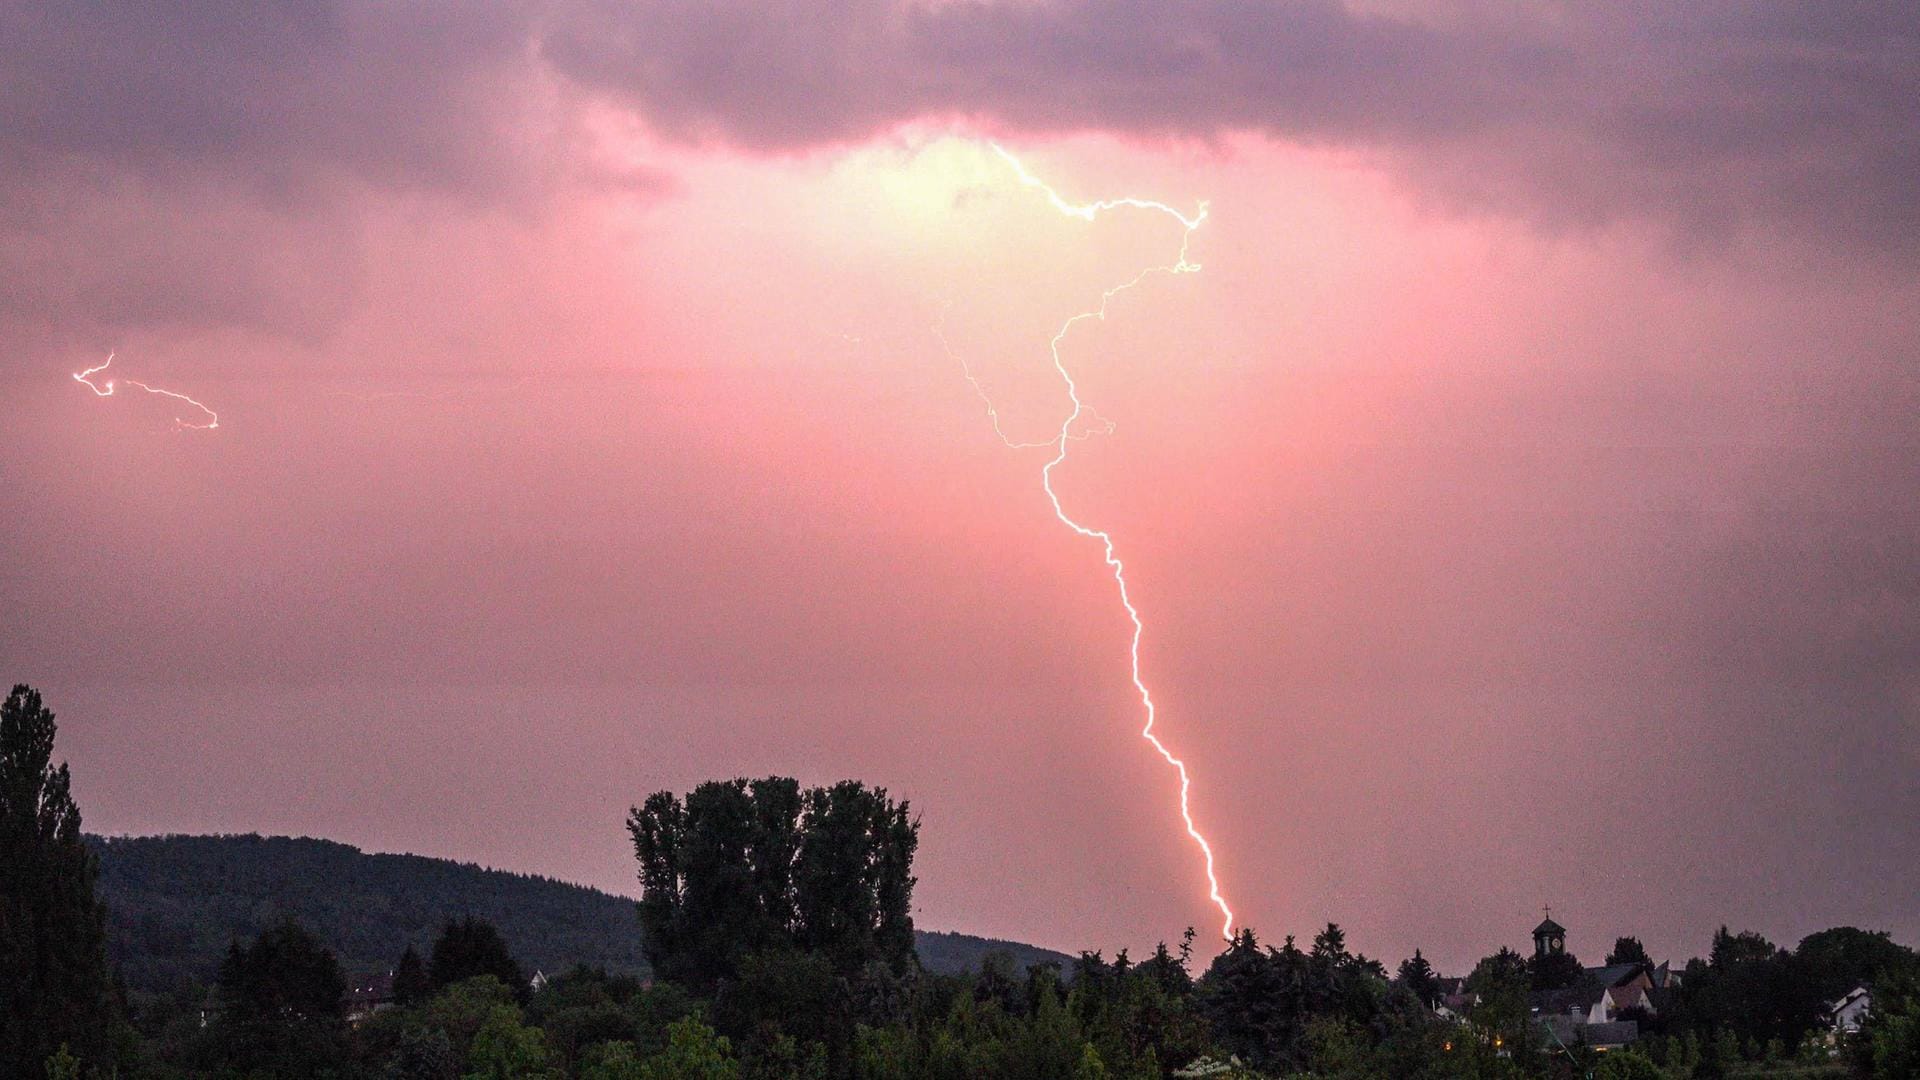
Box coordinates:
[961,144,1233,939]
[936,302,1116,450]
[73,353,219,430]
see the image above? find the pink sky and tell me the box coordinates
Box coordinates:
[3,4,1918,973]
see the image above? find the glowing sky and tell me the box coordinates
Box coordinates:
[3,3,1917,972]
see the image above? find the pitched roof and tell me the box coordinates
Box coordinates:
[1606,985,1651,1011]
[1584,963,1644,988]
[1831,987,1871,1014]
[1534,918,1567,936]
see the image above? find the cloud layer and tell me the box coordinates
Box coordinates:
[4,2,1916,344]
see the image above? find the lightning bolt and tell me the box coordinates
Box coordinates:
[73,353,219,430]
[961,144,1233,939]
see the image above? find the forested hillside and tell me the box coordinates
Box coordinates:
[913,929,1078,979]
[91,834,647,995]
[90,833,1071,997]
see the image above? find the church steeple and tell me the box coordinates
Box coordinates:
[1533,906,1566,960]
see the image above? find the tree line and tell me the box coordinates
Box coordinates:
[5,683,1917,1079]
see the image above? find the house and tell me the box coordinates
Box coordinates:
[1522,916,1672,1050]
[1528,965,1656,1025]
[344,972,396,1025]
[1605,982,1656,1017]
[1650,961,1683,990]
[1831,986,1871,1034]
[1432,976,1477,1021]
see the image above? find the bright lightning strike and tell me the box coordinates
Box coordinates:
[962,144,1233,939]
[72,353,219,430]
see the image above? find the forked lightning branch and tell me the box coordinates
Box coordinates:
[956,145,1234,939]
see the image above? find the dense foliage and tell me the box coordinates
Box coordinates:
[91,833,652,997]
[7,686,1918,1080]
[88,911,1920,1080]
[630,777,918,993]
[202,920,348,1077]
[0,684,121,1077]
[433,916,530,1001]
[1640,926,1920,1069]
[92,833,1065,1007]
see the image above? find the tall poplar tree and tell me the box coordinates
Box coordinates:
[630,777,918,993]
[0,684,118,1076]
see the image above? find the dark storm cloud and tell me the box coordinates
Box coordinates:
[0,1,549,343]
[543,1,1920,250]
[3,1,1917,348]
[0,1,542,190]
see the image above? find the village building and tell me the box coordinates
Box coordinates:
[1518,915,1682,1051]
[1831,986,1871,1034]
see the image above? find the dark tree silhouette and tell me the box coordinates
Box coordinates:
[630,776,918,993]
[393,943,431,1006]
[1792,926,1917,1003]
[1528,942,1586,992]
[1608,935,1653,967]
[1397,949,1440,1006]
[429,915,526,998]
[1666,927,1822,1053]
[0,684,117,1077]
[208,919,346,1077]
[1142,936,1194,997]
[1195,926,1393,1074]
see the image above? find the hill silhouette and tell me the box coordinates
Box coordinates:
[89,833,1072,996]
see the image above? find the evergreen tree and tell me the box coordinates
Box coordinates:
[1141,938,1192,998]
[0,685,118,1077]
[430,915,527,999]
[394,942,432,1006]
[1396,949,1440,1006]
[207,918,347,1076]
[1197,930,1294,1070]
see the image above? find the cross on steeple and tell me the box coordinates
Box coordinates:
[1533,906,1566,959]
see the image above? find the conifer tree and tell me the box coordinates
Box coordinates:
[393,943,432,1006]
[0,685,118,1077]
[208,919,347,1076]
[1397,949,1440,1006]
[430,915,527,999]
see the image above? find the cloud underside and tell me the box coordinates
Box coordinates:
[3,2,1916,333]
